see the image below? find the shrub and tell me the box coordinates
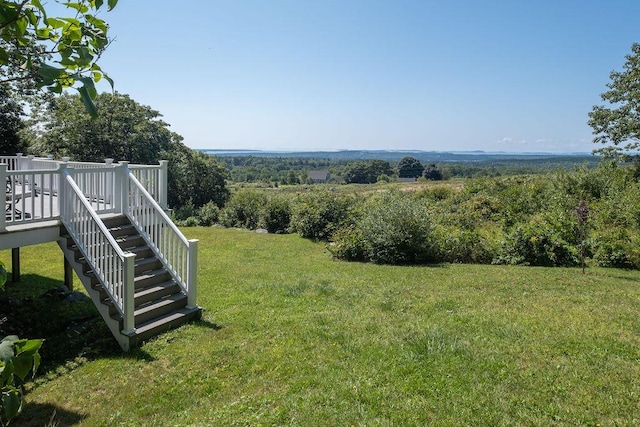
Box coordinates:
[220,189,268,229]
[290,191,352,240]
[331,191,436,264]
[495,215,579,267]
[591,228,640,269]
[434,225,499,264]
[328,225,367,262]
[260,196,292,234]
[198,201,220,226]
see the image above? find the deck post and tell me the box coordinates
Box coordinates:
[187,239,198,308]
[118,162,130,215]
[159,160,168,210]
[0,163,6,232]
[57,160,70,219]
[11,248,20,283]
[122,253,136,334]
[64,256,73,290]
[15,153,22,170]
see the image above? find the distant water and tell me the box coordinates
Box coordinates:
[198,149,594,163]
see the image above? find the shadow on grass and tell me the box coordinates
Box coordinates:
[16,401,87,426]
[193,318,223,330]
[1,274,122,374]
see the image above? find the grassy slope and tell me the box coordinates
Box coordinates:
[3,227,640,426]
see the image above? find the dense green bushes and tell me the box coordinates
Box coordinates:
[329,192,437,264]
[197,162,640,269]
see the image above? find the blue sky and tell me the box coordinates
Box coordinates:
[95,1,640,153]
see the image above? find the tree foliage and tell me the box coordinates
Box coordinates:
[397,156,424,178]
[0,84,25,155]
[32,93,178,163]
[423,163,443,180]
[27,92,230,210]
[589,43,640,161]
[343,160,393,184]
[0,0,118,116]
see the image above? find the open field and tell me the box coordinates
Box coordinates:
[2,227,640,426]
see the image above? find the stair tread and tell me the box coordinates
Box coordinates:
[135,293,186,315]
[135,280,180,297]
[132,306,200,335]
[135,268,170,281]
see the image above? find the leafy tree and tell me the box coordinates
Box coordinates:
[0,0,118,115]
[397,156,424,178]
[32,93,178,163]
[423,163,443,181]
[0,84,25,155]
[164,143,229,210]
[27,92,230,210]
[589,43,640,161]
[343,160,393,184]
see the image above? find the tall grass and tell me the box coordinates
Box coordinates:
[2,228,639,426]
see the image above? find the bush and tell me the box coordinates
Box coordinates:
[495,215,579,267]
[331,191,436,264]
[198,201,220,226]
[220,189,268,229]
[290,191,352,240]
[260,196,291,234]
[591,228,640,268]
[434,225,499,264]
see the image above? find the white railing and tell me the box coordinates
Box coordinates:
[0,156,19,171]
[125,167,198,307]
[3,168,60,225]
[1,155,167,230]
[70,165,118,210]
[130,160,168,209]
[60,166,136,334]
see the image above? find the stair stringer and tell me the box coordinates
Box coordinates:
[56,234,133,351]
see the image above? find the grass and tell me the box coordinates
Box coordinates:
[2,227,640,426]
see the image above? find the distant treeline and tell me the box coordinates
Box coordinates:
[209,153,600,184]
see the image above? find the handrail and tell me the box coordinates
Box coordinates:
[61,169,136,333]
[126,170,198,307]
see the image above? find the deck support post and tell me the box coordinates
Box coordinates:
[187,239,198,308]
[11,247,19,282]
[118,161,130,215]
[64,255,73,290]
[159,160,168,210]
[122,253,136,335]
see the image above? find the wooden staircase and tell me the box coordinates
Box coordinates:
[58,214,201,350]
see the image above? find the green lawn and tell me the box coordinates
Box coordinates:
[3,227,640,426]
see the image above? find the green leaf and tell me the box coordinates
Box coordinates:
[12,353,32,381]
[1,388,22,423]
[108,0,119,11]
[45,17,65,29]
[32,0,48,18]
[104,73,114,90]
[78,86,98,118]
[79,76,97,98]
[0,337,18,364]
[63,2,89,13]
[25,8,39,26]
[37,64,65,85]
[94,0,105,9]
[15,16,28,35]
[35,27,52,40]
[14,339,43,358]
